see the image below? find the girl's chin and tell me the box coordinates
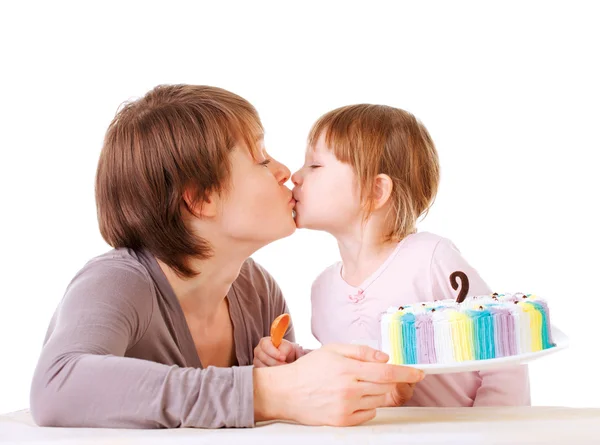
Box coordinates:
[292,211,303,229]
[292,209,312,230]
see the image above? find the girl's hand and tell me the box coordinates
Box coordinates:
[253,337,298,367]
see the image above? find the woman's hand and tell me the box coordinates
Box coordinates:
[253,343,424,426]
[253,337,300,367]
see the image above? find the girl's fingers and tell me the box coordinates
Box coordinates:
[261,338,287,362]
[255,346,287,367]
[278,340,294,361]
[253,358,267,368]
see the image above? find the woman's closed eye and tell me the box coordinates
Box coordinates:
[260,159,271,167]
[309,164,321,169]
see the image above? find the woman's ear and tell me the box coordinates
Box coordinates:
[183,188,218,218]
[372,174,393,210]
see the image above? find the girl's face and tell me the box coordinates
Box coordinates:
[217,139,296,248]
[291,133,362,234]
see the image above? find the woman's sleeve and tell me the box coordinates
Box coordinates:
[30,263,255,429]
[430,238,531,406]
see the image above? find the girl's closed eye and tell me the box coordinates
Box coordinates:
[260,159,271,167]
[309,164,321,169]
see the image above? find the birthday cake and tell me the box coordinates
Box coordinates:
[380,272,556,365]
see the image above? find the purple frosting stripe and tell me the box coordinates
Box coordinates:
[490,307,516,357]
[416,313,437,364]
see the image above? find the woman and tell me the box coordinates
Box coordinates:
[30,85,423,429]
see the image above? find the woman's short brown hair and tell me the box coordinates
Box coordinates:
[96,84,263,277]
[308,104,439,242]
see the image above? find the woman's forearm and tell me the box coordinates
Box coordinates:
[31,351,255,428]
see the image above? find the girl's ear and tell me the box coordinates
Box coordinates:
[372,173,393,210]
[183,187,219,218]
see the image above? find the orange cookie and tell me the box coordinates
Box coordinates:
[270,313,290,348]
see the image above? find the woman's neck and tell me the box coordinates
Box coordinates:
[157,244,248,324]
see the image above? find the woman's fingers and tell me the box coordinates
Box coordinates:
[384,382,415,407]
[264,345,422,427]
[353,361,424,384]
[357,394,388,411]
[356,381,396,396]
[347,409,377,426]
[324,343,389,363]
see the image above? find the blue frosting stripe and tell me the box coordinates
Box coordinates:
[468,309,496,360]
[401,313,417,364]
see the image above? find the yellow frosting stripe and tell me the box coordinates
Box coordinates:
[389,318,397,364]
[389,313,404,364]
[521,302,543,352]
[449,311,474,361]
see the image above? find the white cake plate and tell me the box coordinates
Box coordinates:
[352,325,569,375]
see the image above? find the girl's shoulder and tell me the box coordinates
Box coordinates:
[402,231,452,250]
[394,231,458,263]
[310,261,342,292]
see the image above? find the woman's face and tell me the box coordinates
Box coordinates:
[217,139,296,248]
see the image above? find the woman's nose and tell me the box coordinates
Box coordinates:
[272,158,291,185]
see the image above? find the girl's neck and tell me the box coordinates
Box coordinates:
[336,231,400,288]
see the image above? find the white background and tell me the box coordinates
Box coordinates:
[1,1,598,414]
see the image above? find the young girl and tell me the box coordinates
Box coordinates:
[253,104,530,407]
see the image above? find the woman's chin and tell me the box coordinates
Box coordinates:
[285,213,298,235]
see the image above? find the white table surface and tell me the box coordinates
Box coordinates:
[2,406,599,445]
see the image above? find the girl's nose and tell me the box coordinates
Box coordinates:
[291,169,302,186]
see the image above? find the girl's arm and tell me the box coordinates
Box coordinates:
[473,366,531,406]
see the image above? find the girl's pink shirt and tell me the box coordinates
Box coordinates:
[310,231,531,407]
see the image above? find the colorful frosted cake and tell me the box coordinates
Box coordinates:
[380,272,556,365]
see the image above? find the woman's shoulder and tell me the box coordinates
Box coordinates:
[65,248,156,308]
[232,258,288,325]
[73,248,153,283]
[234,257,280,300]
